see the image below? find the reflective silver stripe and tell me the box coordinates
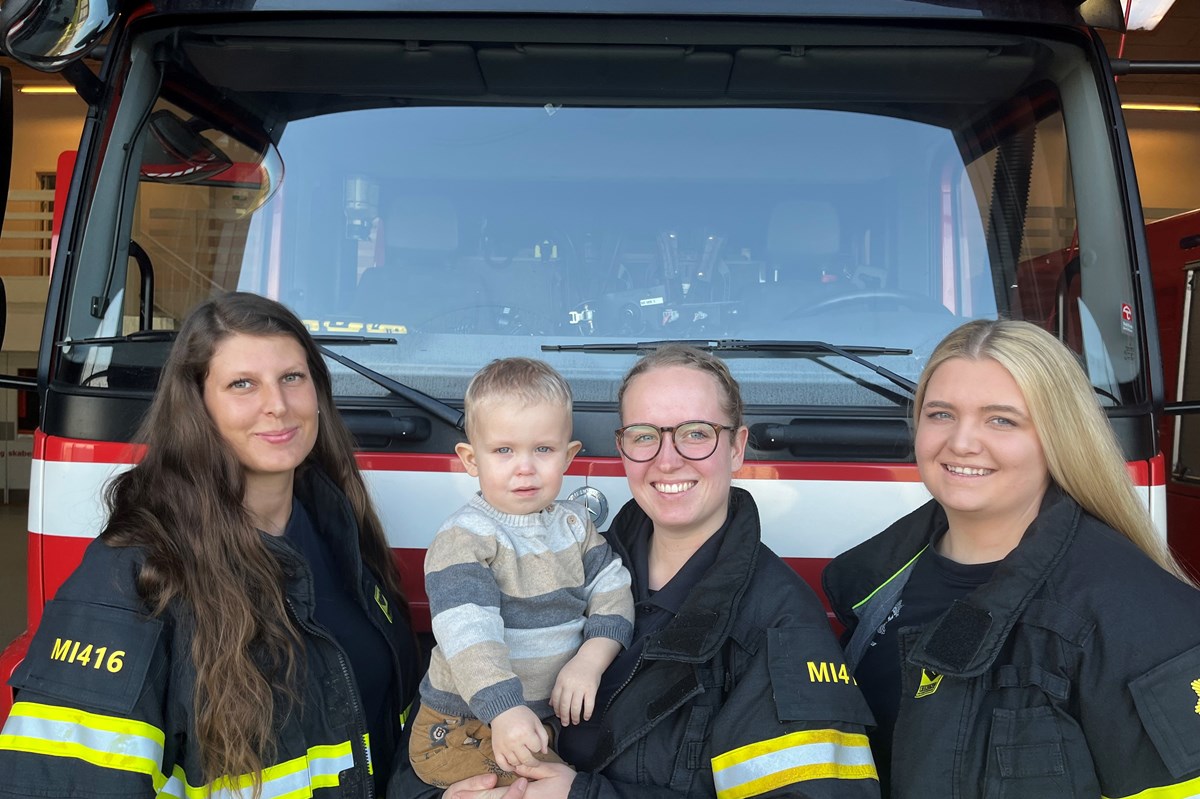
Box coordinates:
[158,768,185,799]
[713,732,876,799]
[1,707,165,784]
[155,742,356,799]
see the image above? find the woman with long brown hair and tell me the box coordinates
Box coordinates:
[0,292,420,798]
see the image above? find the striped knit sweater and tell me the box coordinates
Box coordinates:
[419,494,634,724]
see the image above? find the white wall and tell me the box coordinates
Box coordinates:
[1,90,84,499]
[1125,108,1200,221]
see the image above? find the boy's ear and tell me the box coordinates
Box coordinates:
[565,440,583,464]
[455,442,479,476]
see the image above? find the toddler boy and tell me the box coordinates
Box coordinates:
[409,358,634,787]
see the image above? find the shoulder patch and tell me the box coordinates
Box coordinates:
[768,625,875,728]
[1130,642,1200,779]
[10,600,163,716]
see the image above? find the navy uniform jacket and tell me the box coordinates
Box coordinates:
[0,465,420,799]
[393,487,880,799]
[824,487,1200,799]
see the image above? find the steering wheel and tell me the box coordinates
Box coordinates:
[785,289,950,319]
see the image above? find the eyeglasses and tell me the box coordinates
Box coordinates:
[615,420,737,463]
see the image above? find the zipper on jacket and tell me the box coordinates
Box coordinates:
[601,651,646,719]
[358,577,408,732]
[286,596,375,799]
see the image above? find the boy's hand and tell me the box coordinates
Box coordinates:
[550,638,622,726]
[490,705,548,772]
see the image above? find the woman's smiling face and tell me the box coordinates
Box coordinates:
[202,332,318,489]
[916,356,1050,534]
[619,365,748,541]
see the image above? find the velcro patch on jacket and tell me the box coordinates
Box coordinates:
[10,600,162,716]
[768,626,875,727]
[1130,642,1200,779]
[922,600,992,672]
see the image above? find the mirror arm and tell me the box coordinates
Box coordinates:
[0,375,36,391]
[62,61,103,106]
[1165,401,1200,415]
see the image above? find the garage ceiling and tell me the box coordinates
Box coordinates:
[1099,1,1200,102]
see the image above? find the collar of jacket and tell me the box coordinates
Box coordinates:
[832,486,1081,678]
[607,486,760,664]
[262,464,366,609]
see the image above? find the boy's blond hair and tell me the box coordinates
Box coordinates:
[463,357,573,439]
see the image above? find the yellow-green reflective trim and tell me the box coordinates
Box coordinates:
[155,740,355,799]
[0,701,168,791]
[7,700,166,745]
[712,729,877,799]
[398,701,412,729]
[2,701,358,799]
[1104,772,1200,799]
[851,546,927,610]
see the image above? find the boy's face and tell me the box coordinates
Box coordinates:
[455,398,582,516]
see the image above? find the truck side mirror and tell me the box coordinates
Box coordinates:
[1,0,118,71]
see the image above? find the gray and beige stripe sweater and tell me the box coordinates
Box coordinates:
[419,493,634,724]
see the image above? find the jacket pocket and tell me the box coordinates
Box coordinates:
[669,705,713,794]
[983,706,1069,799]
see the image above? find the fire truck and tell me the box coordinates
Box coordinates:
[0,0,1193,719]
[1147,209,1200,568]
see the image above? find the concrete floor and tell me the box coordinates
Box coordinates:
[0,501,26,652]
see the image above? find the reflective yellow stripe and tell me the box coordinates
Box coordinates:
[398,701,412,730]
[6,700,166,745]
[3,701,357,799]
[852,546,927,610]
[712,729,877,799]
[1104,773,1200,799]
[155,741,356,799]
[0,701,168,791]
[157,765,187,799]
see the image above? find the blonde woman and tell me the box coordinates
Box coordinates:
[824,319,1200,799]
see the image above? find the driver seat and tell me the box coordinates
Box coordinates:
[744,200,848,320]
[356,196,482,328]
[766,199,844,285]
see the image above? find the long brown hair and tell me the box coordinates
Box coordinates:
[102,292,406,789]
[916,319,1194,585]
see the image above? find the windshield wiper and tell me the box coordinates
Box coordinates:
[59,333,400,348]
[317,345,463,431]
[58,330,179,347]
[543,339,916,395]
[58,332,462,429]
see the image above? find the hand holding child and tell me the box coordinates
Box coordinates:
[490,705,548,772]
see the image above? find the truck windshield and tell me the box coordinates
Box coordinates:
[58,20,1140,410]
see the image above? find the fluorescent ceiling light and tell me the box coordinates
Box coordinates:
[1122,102,1200,112]
[1124,0,1177,30]
[18,85,76,94]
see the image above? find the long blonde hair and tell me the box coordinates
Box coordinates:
[916,319,1193,584]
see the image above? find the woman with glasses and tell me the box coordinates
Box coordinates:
[415,344,880,799]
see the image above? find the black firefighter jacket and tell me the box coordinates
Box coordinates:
[823,487,1200,799]
[0,465,420,799]
[393,487,879,799]
[569,489,879,799]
